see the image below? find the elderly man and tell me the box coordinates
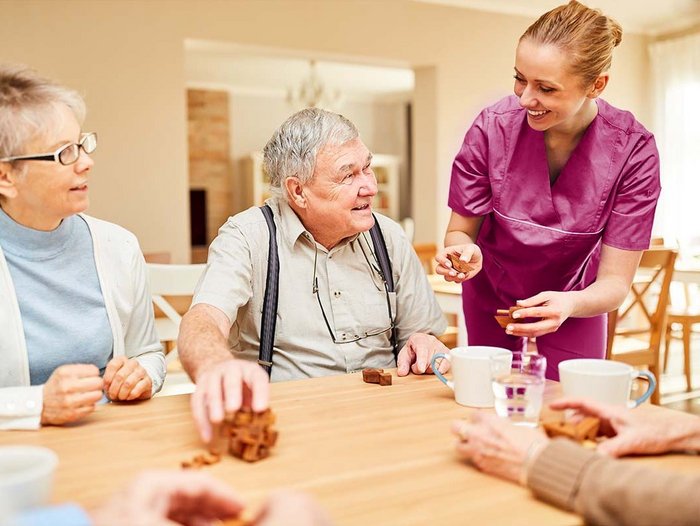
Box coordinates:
[179,109,448,441]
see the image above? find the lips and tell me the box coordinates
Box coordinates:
[70,184,88,191]
[527,109,549,117]
[352,204,370,211]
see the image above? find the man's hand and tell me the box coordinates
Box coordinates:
[103,356,153,401]
[41,364,104,425]
[191,359,270,443]
[550,397,700,456]
[452,412,549,485]
[434,244,483,283]
[505,291,576,338]
[90,470,244,526]
[396,333,451,376]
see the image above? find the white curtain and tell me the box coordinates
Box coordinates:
[649,32,700,255]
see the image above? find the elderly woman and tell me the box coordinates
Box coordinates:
[0,65,165,430]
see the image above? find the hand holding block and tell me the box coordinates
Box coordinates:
[494,306,523,329]
[447,253,474,274]
[541,416,601,442]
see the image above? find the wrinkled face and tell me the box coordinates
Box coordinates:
[514,39,593,133]
[1,104,93,230]
[301,137,377,247]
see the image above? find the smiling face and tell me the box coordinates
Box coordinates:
[0,103,94,231]
[288,137,377,249]
[514,39,600,134]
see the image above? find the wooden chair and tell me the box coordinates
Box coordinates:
[143,251,172,264]
[413,243,437,274]
[662,282,700,392]
[606,248,677,404]
[147,263,207,364]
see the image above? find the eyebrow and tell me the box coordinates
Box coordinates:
[338,153,373,174]
[513,68,564,89]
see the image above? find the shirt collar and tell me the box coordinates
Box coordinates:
[272,197,360,252]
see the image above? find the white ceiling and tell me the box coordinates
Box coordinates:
[185,41,415,101]
[415,0,700,35]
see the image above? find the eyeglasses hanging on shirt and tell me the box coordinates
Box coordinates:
[311,233,395,345]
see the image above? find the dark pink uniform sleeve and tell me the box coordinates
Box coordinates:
[448,110,493,217]
[602,135,661,251]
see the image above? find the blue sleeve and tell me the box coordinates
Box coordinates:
[15,504,92,526]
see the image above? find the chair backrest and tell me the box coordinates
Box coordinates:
[606,248,678,360]
[147,263,206,359]
[143,251,172,264]
[412,243,437,274]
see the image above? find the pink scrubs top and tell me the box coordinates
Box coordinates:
[448,95,661,379]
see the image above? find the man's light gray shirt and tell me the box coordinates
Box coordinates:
[192,197,446,382]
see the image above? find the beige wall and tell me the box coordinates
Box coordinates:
[3,0,650,259]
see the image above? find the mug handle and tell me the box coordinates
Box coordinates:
[431,353,453,390]
[628,370,657,408]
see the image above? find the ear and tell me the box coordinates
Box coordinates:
[284,177,307,208]
[588,74,609,99]
[0,163,19,200]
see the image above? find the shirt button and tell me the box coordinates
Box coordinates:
[333,291,341,298]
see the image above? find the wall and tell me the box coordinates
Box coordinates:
[2,0,650,259]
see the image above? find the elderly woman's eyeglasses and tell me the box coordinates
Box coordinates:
[0,132,97,166]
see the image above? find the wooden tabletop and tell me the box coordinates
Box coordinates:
[1,373,697,525]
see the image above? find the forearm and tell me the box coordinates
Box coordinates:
[178,309,233,382]
[567,276,629,318]
[444,229,475,247]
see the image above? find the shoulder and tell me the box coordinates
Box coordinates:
[372,213,411,255]
[80,215,140,249]
[467,95,524,133]
[218,205,270,237]
[596,99,654,140]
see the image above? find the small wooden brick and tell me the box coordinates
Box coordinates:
[225,408,278,463]
[362,368,383,383]
[447,253,474,274]
[362,368,392,386]
[542,416,600,442]
[494,306,524,329]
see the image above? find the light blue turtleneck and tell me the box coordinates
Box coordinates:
[0,208,113,385]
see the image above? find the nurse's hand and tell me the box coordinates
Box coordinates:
[504,291,576,337]
[435,244,483,283]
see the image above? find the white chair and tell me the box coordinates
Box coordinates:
[147,263,206,364]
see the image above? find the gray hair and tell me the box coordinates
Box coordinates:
[0,64,86,165]
[262,108,359,199]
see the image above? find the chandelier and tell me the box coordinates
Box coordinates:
[287,60,344,111]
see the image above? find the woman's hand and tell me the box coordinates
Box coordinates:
[435,244,483,283]
[452,412,549,485]
[103,356,153,401]
[505,291,577,338]
[41,364,104,425]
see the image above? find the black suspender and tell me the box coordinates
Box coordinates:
[258,205,397,376]
[258,204,279,376]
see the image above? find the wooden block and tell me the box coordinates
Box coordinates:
[494,306,524,329]
[378,372,392,386]
[362,368,384,384]
[225,408,279,463]
[542,416,600,442]
[447,253,474,274]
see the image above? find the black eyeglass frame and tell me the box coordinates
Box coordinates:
[312,233,395,345]
[0,132,97,166]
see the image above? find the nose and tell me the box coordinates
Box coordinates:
[75,148,94,174]
[517,84,538,109]
[358,170,378,196]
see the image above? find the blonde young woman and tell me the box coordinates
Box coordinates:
[0,66,165,430]
[437,1,661,379]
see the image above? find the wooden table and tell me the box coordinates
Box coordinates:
[1,374,697,525]
[428,274,467,346]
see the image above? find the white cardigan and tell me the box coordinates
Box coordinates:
[0,215,165,430]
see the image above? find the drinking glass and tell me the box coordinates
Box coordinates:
[490,352,547,427]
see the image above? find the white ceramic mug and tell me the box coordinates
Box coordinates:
[558,359,656,408]
[0,446,58,513]
[431,346,512,407]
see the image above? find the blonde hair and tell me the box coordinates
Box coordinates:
[0,64,86,161]
[520,0,623,86]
